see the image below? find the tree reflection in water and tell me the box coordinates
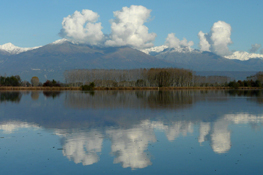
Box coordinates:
[0,92,22,103]
[31,91,40,100]
[1,90,263,169]
[43,91,61,99]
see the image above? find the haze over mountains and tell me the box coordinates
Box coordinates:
[0,40,262,82]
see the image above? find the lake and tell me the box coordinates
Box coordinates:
[0,90,263,175]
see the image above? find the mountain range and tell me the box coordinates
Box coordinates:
[0,40,262,82]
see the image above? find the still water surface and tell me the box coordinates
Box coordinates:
[0,90,263,175]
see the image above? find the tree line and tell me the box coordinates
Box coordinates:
[64,68,230,87]
[228,72,263,89]
[1,70,262,88]
[0,75,62,87]
[0,75,22,86]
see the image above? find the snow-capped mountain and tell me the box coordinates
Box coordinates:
[0,40,169,81]
[0,43,41,54]
[225,51,263,61]
[50,38,69,45]
[0,39,263,82]
[141,45,169,54]
[142,45,263,62]
[141,45,197,55]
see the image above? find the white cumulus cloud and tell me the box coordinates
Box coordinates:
[249,43,261,53]
[105,5,156,49]
[198,21,232,56]
[198,31,210,52]
[60,9,104,45]
[165,33,194,49]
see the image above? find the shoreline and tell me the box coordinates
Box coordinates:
[0,86,262,91]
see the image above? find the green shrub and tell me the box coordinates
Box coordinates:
[81,82,95,91]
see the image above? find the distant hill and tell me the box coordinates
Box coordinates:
[153,49,263,71]
[0,41,170,81]
[0,41,262,82]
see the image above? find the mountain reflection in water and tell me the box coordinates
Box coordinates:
[0,90,263,170]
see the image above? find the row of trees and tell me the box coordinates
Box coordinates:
[247,72,263,82]
[227,72,263,89]
[229,80,262,88]
[64,68,230,87]
[0,75,22,86]
[194,76,230,87]
[3,71,262,88]
[0,75,61,87]
[31,77,61,87]
[0,75,41,87]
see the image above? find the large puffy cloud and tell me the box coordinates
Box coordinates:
[105,5,156,49]
[165,33,194,49]
[59,9,104,45]
[198,31,210,52]
[198,21,232,56]
[141,33,194,54]
[249,43,261,53]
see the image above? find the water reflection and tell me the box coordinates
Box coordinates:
[211,119,231,154]
[43,91,61,98]
[227,90,262,97]
[0,121,40,134]
[1,90,263,170]
[31,91,40,100]
[0,92,22,103]
[106,122,156,169]
[2,113,259,168]
[55,113,263,167]
[59,129,103,166]
[64,91,196,109]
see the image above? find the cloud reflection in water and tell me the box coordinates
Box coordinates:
[1,90,263,169]
[59,130,103,166]
[107,122,156,169]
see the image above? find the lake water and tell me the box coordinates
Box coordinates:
[0,90,263,175]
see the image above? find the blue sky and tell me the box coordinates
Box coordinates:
[0,0,262,52]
